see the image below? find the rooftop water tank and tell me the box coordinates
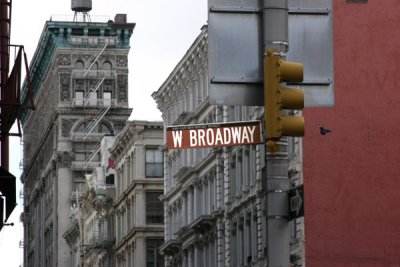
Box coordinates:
[71,0,92,12]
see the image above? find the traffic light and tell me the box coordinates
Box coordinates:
[264,48,304,140]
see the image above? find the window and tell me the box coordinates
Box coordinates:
[146,191,163,224]
[106,174,114,185]
[75,152,100,162]
[231,222,238,266]
[91,62,98,70]
[145,148,163,178]
[229,155,237,200]
[104,91,112,107]
[239,218,245,265]
[76,121,113,135]
[146,239,164,267]
[45,225,53,267]
[87,90,98,106]
[75,90,84,106]
[88,28,100,36]
[71,28,84,36]
[75,60,84,69]
[103,61,112,70]
[75,152,86,161]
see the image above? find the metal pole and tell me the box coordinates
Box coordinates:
[263,0,289,53]
[262,1,290,266]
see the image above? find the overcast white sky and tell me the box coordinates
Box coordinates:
[0,0,207,265]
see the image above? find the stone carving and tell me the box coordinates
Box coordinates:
[82,54,92,62]
[61,119,77,137]
[58,54,71,66]
[103,79,114,92]
[74,79,85,91]
[57,151,74,168]
[116,55,127,67]
[88,79,97,90]
[60,73,71,101]
[99,55,114,64]
[117,75,128,102]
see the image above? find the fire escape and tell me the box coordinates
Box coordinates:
[82,42,110,170]
[0,0,34,232]
[70,38,114,171]
[71,35,115,267]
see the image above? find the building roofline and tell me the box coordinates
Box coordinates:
[152,25,208,98]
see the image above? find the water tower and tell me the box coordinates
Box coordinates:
[71,0,92,22]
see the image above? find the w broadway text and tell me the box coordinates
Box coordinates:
[166,121,263,149]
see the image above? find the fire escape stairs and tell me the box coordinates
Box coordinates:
[80,40,110,170]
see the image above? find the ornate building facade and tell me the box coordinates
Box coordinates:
[152,26,304,267]
[64,136,117,267]
[20,14,135,266]
[109,120,164,267]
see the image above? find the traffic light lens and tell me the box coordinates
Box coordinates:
[281,89,304,110]
[280,60,303,83]
[281,116,304,136]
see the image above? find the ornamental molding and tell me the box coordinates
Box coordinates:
[56,151,74,168]
[152,29,208,114]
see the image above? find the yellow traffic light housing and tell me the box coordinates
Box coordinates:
[264,48,304,140]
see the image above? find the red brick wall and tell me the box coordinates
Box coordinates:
[303,1,400,266]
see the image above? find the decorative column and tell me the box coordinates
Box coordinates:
[187,187,193,224]
[182,191,187,226]
[56,151,74,267]
[193,184,198,219]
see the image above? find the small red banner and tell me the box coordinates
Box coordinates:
[166,121,263,150]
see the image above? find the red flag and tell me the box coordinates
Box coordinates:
[108,157,116,170]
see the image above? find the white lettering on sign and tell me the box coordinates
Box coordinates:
[173,126,257,148]
[189,130,197,146]
[172,131,183,148]
[166,121,263,149]
[224,127,231,144]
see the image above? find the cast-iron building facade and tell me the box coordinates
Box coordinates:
[20,14,134,266]
[152,26,304,267]
[109,120,164,267]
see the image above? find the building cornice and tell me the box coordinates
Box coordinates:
[152,26,208,115]
[21,19,135,125]
[114,226,164,251]
[109,120,163,162]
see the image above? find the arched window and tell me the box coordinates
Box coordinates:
[75,60,84,69]
[91,62,98,70]
[76,121,113,135]
[103,61,112,70]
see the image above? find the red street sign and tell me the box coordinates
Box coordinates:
[166,120,263,150]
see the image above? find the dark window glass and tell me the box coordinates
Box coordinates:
[106,174,114,185]
[146,239,164,267]
[71,28,84,36]
[145,148,163,178]
[146,192,163,224]
[88,29,100,36]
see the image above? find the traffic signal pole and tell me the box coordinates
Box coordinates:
[263,1,291,266]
